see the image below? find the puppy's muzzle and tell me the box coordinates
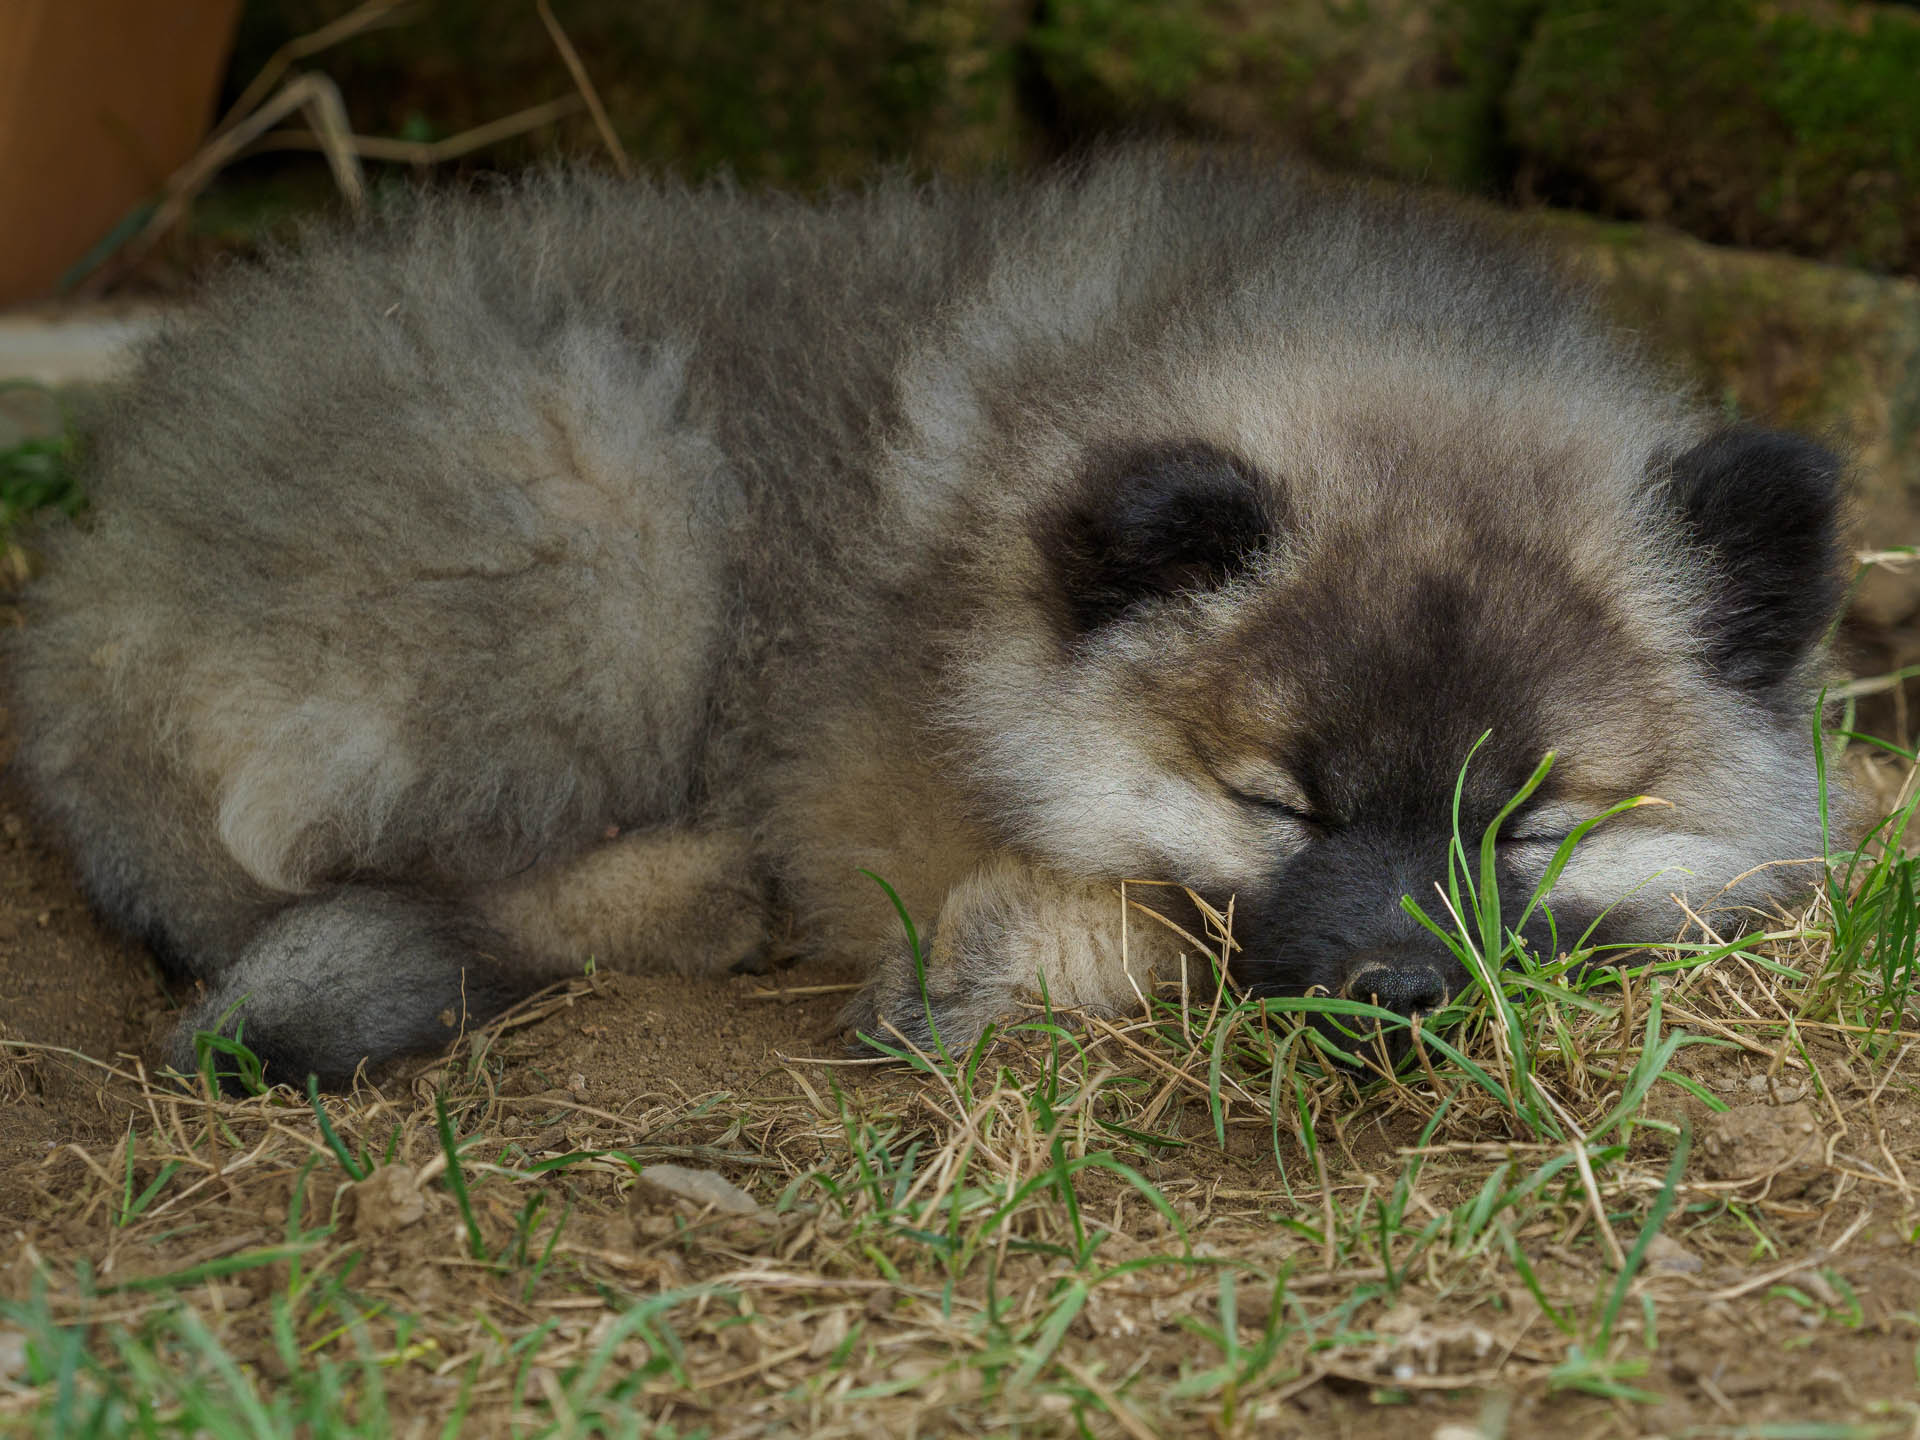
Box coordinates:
[1340,948,1457,1018]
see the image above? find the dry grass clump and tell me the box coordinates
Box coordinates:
[1,743,1917,1437]
[0,1020,38,1104]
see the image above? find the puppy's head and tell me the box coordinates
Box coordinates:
[949,419,1850,1019]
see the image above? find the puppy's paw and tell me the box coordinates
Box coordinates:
[844,939,1013,1054]
[844,855,1182,1055]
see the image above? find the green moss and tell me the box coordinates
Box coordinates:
[0,384,84,567]
[1509,0,1920,273]
[1027,0,1242,124]
[1030,0,1538,193]
[1363,0,1539,192]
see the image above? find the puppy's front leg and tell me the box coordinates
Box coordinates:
[848,855,1193,1050]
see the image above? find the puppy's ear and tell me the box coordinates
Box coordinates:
[1040,441,1279,634]
[1657,426,1847,694]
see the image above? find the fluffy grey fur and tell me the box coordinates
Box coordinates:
[9,151,1854,1084]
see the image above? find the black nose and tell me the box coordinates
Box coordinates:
[1343,954,1453,1016]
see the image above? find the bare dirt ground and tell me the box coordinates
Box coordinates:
[2,660,1919,1435]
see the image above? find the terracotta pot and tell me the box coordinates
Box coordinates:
[0,0,240,305]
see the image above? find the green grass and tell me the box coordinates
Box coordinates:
[0,381,83,549]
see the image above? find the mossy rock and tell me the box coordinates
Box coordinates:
[230,0,1031,186]
[1508,0,1920,275]
[1544,212,1920,633]
[1028,0,1536,193]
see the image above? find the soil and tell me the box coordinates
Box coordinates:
[0,722,175,1179]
